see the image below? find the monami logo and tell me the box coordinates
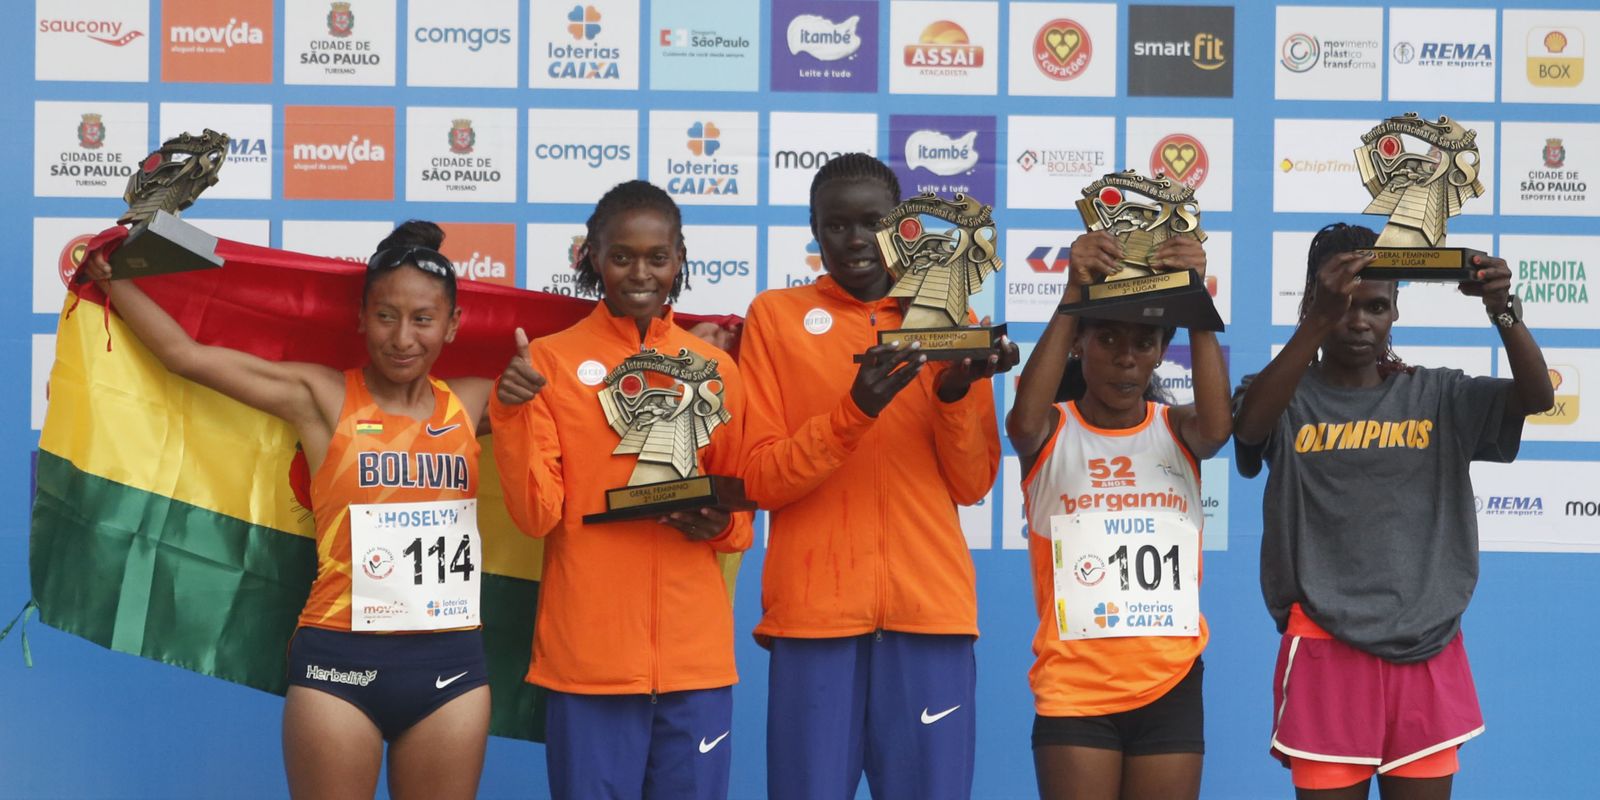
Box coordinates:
[904,20,983,69]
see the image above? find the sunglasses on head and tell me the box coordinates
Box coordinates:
[366,245,454,281]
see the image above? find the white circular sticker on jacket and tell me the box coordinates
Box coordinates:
[803,308,833,335]
[576,360,607,386]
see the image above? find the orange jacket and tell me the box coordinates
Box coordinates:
[739,276,1000,640]
[488,304,752,695]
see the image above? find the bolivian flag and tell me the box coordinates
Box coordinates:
[31,228,741,742]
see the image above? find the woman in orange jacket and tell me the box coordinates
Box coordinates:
[489,181,752,800]
[738,154,1019,799]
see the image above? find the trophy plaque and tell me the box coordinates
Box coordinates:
[108,129,231,280]
[1354,113,1486,281]
[856,192,1006,363]
[583,348,756,524]
[1058,170,1223,331]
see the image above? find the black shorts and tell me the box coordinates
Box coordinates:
[286,626,488,740]
[1032,658,1204,756]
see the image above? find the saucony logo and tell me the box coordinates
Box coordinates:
[425,423,461,437]
[920,705,960,725]
[435,671,468,689]
[698,731,730,753]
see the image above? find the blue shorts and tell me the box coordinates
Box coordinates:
[285,626,487,740]
[766,632,976,800]
[544,687,732,800]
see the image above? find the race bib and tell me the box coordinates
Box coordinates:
[1050,511,1200,641]
[350,499,480,632]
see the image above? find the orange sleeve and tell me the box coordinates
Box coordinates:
[487,344,565,539]
[928,365,1001,506]
[737,298,876,510]
[703,355,753,555]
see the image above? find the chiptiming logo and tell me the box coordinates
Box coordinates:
[1527,27,1584,87]
[666,122,741,198]
[1518,138,1588,206]
[1033,18,1092,81]
[545,5,621,80]
[904,20,984,74]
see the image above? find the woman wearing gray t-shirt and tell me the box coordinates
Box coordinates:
[1233,223,1553,799]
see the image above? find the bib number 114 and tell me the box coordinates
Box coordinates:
[402,534,476,585]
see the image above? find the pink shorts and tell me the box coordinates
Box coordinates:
[1270,606,1484,775]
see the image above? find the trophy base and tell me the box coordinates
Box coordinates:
[853,324,1009,363]
[583,474,757,525]
[1355,247,1487,282]
[110,210,224,280]
[1057,269,1224,331]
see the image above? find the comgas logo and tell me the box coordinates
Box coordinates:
[413,25,513,52]
[533,141,632,168]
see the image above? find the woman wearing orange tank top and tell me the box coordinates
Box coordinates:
[1007,231,1232,800]
[86,221,542,800]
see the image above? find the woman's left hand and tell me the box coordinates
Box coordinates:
[1458,254,1513,313]
[663,507,731,542]
[936,317,1021,402]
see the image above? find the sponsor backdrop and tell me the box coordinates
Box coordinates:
[7,0,1599,797]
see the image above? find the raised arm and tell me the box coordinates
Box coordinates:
[87,253,340,441]
[1233,252,1371,445]
[1152,237,1231,459]
[1464,255,1554,416]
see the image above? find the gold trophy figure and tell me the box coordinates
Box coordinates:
[1058,170,1223,331]
[859,192,1006,362]
[107,129,232,280]
[583,348,755,524]
[1354,112,1486,280]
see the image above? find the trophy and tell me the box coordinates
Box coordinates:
[107,129,231,280]
[856,192,1006,363]
[582,348,756,524]
[1353,113,1486,281]
[1058,170,1223,331]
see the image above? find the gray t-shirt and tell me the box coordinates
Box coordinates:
[1236,366,1521,663]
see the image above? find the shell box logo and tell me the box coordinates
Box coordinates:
[1528,27,1583,87]
[569,5,601,40]
[77,114,105,149]
[1531,364,1579,426]
[1545,138,1567,169]
[283,105,394,200]
[38,19,146,47]
[439,222,516,287]
[1034,19,1091,80]
[1151,133,1209,190]
[327,2,355,38]
[59,234,95,288]
[449,119,475,155]
[905,20,984,70]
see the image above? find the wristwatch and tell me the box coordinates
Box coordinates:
[1488,294,1523,329]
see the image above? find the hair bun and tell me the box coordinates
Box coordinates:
[377,219,445,252]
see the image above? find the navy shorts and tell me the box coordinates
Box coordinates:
[1032,658,1205,756]
[286,626,488,740]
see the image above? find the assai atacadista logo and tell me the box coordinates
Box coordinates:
[904,20,984,74]
[1528,28,1585,87]
[1033,18,1092,81]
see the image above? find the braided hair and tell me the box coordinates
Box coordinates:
[1300,222,1413,377]
[1055,319,1177,404]
[573,180,688,301]
[808,153,902,229]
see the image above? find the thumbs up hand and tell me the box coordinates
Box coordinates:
[496,327,547,405]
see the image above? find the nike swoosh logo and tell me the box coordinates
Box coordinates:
[698,731,730,754]
[435,671,468,689]
[425,423,461,437]
[921,705,960,725]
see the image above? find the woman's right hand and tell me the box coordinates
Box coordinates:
[497,327,547,405]
[1306,251,1375,327]
[849,341,926,417]
[85,251,114,290]
[1067,231,1124,286]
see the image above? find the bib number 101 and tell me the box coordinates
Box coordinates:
[1107,544,1181,591]
[401,534,476,585]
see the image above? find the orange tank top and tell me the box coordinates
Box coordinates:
[298,369,480,631]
